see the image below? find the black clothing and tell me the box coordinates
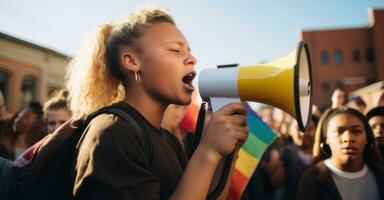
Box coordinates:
[74,102,187,200]
[280,144,311,200]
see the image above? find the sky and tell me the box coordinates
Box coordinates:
[1,0,384,73]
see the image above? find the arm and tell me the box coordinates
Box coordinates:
[171,103,249,200]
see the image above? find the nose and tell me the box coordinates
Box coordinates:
[376,124,384,135]
[341,130,356,143]
[184,52,197,67]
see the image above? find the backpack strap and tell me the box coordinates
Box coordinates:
[18,104,153,192]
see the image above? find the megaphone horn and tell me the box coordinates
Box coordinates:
[198,41,313,131]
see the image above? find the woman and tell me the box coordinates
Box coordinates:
[67,7,249,200]
[43,90,72,133]
[298,107,384,200]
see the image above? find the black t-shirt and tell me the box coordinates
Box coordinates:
[73,102,187,200]
[280,144,312,200]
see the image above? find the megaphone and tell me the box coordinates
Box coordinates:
[198,41,313,131]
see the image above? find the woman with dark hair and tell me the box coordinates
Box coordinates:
[298,107,384,200]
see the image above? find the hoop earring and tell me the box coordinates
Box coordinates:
[135,71,141,83]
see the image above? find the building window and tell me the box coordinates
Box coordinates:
[365,48,375,62]
[20,75,37,109]
[322,81,330,93]
[334,50,343,65]
[320,51,329,65]
[0,69,10,103]
[352,49,360,63]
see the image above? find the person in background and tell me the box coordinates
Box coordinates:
[366,106,384,160]
[331,89,347,109]
[298,107,384,200]
[273,115,318,200]
[13,101,45,158]
[0,91,13,159]
[43,90,72,133]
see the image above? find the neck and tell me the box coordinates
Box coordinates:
[123,87,168,129]
[330,157,364,172]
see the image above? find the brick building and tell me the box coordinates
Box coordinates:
[301,8,384,110]
[0,32,69,114]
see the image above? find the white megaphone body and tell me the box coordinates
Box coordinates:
[198,41,313,131]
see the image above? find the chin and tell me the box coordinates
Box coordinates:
[174,95,192,105]
[342,154,361,163]
[177,99,192,106]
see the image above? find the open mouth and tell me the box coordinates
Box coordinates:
[182,71,196,92]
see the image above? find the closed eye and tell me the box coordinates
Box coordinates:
[169,49,181,54]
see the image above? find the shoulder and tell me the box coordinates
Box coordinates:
[302,161,328,179]
[79,113,147,157]
[297,161,327,199]
[86,113,141,140]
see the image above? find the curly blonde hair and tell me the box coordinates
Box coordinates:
[66,7,174,120]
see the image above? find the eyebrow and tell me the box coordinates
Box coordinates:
[350,125,363,129]
[333,125,363,129]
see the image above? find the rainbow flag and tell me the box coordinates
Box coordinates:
[227,102,277,200]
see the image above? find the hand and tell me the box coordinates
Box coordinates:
[331,89,346,108]
[198,102,249,162]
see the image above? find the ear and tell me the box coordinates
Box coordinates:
[120,50,140,72]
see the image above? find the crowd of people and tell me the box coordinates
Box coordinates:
[240,88,384,200]
[0,5,383,200]
[0,89,72,160]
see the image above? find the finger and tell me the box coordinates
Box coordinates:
[233,126,249,141]
[229,114,247,126]
[236,129,249,145]
[217,103,247,115]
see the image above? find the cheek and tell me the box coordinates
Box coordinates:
[358,134,368,147]
[327,136,340,150]
[144,65,177,86]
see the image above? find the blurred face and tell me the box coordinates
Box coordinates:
[290,120,315,148]
[14,109,37,133]
[47,108,71,133]
[326,113,367,165]
[369,116,384,144]
[135,22,197,105]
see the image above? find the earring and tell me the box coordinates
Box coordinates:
[135,71,141,83]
